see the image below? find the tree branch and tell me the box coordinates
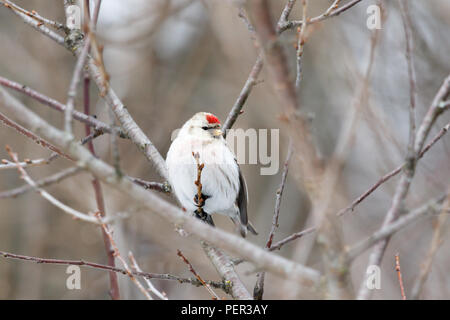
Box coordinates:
[0,76,125,138]
[0,166,82,198]
[0,250,227,292]
[347,194,448,261]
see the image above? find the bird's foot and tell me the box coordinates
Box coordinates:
[194,209,215,227]
[194,193,210,208]
[194,208,208,220]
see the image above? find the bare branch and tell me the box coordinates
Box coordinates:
[202,242,252,300]
[96,213,151,300]
[223,55,263,134]
[65,37,91,136]
[177,249,220,300]
[0,166,82,198]
[254,142,293,300]
[395,254,407,300]
[0,76,125,137]
[269,226,316,251]
[0,250,227,291]
[128,176,171,193]
[295,0,308,88]
[5,145,106,224]
[3,0,64,30]
[410,193,450,299]
[267,142,293,249]
[129,252,168,300]
[0,110,73,161]
[279,0,364,32]
[0,157,50,170]
[338,121,450,216]
[347,195,448,261]
[278,0,297,26]
[2,0,65,45]
[400,0,417,161]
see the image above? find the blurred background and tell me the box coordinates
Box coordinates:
[0,0,449,299]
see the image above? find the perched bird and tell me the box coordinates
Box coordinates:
[166,112,257,237]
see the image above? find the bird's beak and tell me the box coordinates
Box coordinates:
[213,129,223,137]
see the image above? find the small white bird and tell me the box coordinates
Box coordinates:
[166,112,257,237]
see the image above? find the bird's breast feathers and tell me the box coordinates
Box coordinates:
[166,136,240,214]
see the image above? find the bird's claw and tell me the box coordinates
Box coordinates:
[194,208,208,221]
[194,193,209,207]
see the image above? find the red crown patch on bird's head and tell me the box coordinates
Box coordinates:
[206,114,220,125]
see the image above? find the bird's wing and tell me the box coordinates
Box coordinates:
[237,166,249,226]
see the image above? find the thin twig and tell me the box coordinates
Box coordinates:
[395,254,406,300]
[295,0,308,88]
[0,158,50,170]
[223,55,264,134]
[2,0,65,30]
[90,0,102,26]
[410,193,450,299]
[0,106,105,171]
[108,107,122,177]
[0,166,82,198]
[128,176,171,193]
[223,0,302,133]
[400,0,417,162]
[267,141,293,249]
[2,0,65,45]
[324,0,342,17]
[0,110,73,161]
[65,37,91,135]
[278,0,297,26]
[129,252,167,300]
[279,0,364,32]
[5,145,106,224]
[269,226,316,251]
[347,195,447,261]
[237,8,256,37]
[96,213,151,300]
[0,250,227,291]
[0,76,125,137]
[338,121,450,216]
[177,249,220,300]
[254,142,293,300]
[202,242,252,299]
[193,152,205,211]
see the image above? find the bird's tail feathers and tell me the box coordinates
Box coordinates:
[246,221,258,235]
[231,216,258,237]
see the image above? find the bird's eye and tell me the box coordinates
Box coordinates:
[202,126,209,130]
